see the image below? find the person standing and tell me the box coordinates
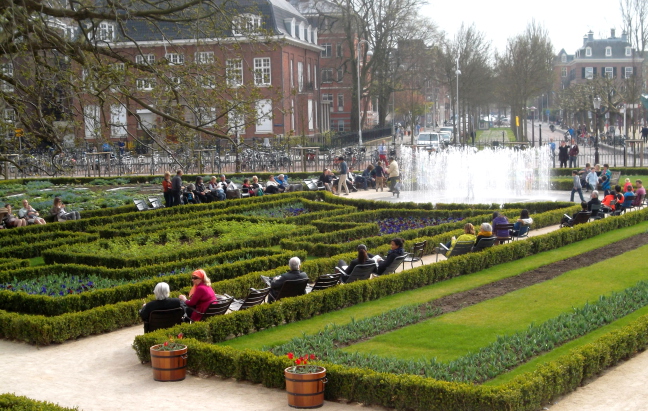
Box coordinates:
[568,139,579,168]
[378,140,388,163]
[162,171,173,206]
[558,141,569,168]
[171,169,184,207]
[549,138,556,168]
[570,169,585,203]
[337,156,349,195]
[387,156,400,193]
[642,124,648,143]
[374,161,385,192]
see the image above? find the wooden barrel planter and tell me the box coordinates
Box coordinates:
[284,366,327,409]
[150,344,188,382]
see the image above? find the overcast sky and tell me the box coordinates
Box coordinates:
[423,0,625,56]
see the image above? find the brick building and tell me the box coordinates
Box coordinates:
[554,29,643,89]
[76,0,323,148]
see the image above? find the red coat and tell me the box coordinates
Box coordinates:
[185,284,216,322]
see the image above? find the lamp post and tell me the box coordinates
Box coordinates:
[528,106,536,147]
[455,57,461,144]
[356,39,370,146]
[593,96,601,165]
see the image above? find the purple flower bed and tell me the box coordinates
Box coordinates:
[241,202,310,218]
[376,216,464,235]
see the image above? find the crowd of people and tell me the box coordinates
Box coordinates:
[162,170,302,206]
[0,196,81,229]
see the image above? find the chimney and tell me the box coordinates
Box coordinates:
[583,35,588,46]
[588,30,594,41]
[611,28,616,38]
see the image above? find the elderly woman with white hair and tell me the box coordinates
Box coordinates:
[475,223,493,243]
[266,256,309,301]
[139,282,184,322]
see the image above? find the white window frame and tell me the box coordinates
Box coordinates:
[135,54,155,65]
[196,107,217,127]
[307,63,311,84]
[322,93,333,103]
[314,69,317,90]
[308,99,313,130]
[110,104,127,138]
[321,43,332,58]
[561,54,567,63]
[136,78,155,91]
[255,99,273,133]
[98,22,115,42]
[4,108,15,123]
[626,47,632,56]
[200,75,216,89]
[1,63,14,92]
[253,57,271,86]
[322,68,333,83]
[226,59,243,87]
[625,67,634,78]
[290,60,294,88]
[194,51,214,64]
[585,67,593,79]
[337,67,344,81]
[337,120,345,132]
[298,22,305,40]
[605,47,612,57]
[337,94,344,112]
[585,47,592,57]
[136,109,156,131]
[84,105,101,139]
[165,53,184,65]
[561,67,567,77]
[233,14,262,36]
[605,67,613,78]
[297,61,303,92]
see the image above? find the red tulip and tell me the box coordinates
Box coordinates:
[310,354,316,360]
[177,333,184,339]
[287,352,294,359]
[295,358,302,365]
[164,341,168,347]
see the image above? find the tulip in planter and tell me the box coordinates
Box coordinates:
[150,333,188,382]
[284,353,327,409]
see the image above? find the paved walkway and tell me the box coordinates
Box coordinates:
[2,190,642,411]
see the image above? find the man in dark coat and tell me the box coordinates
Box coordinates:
[171,169,184,206]
[558,141,569,168]
[266,257,309,301]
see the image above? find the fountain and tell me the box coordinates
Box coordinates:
[397,146,553,204]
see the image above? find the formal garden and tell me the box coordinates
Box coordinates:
[2,173,648,410]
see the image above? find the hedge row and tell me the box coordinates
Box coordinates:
[0,393,78,410]
[0,250,302,316]
[551,167,648,177]
[41,225,317,268]
[0,232,98,259]
[0,258,29,271]
[132,310,648,411]
[134,205,645,354]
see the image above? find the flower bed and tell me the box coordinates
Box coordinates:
[376,216,464,235]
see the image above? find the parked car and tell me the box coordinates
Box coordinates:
[416,132,441,149]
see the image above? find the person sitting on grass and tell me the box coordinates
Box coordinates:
[561,202,589,227]
[374,237,406,275]
[337,244,377,282]
[178,269,216,322]
[3,204,26,228]
[19,199,46,225]
[512,209,533,237]
[139,282,184,326]
[50,197,80,222]
[443,224,476,257]
[264,257,309,302]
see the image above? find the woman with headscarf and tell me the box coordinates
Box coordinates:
[178,269,217,322]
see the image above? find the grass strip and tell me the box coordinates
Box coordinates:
[486,303,648,385]
[219,221,648,350]
[278,281,648,383]
[346,243,648,363]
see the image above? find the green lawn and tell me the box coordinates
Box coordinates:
[219,221,648,351]
[485,304,648,385]
[346,243,648,362]
[476,127,515,143]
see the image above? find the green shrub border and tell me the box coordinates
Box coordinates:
[0,393,78,410]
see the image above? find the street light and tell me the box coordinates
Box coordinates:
[527,106,536,147]
[455,57,461,144]
[356,39,370,146]
[593,96,601,165]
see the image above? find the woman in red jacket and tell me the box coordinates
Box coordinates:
[179,269,217,322]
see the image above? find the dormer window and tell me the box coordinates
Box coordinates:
[626,47,632,56]
[233,14,262,36]
[605,47,612,57]
[284,18,295,37]
[585,47,592,57]
[561,54,566,63]
[98,22,115,42]
[299,22,305,40]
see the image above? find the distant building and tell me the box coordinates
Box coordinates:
[554,29,643,90]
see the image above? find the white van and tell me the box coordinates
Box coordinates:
[416,132,440,149]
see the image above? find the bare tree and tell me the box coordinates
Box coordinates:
[494,21,554,141]
[620,0,648,56]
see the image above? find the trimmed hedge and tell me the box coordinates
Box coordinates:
[42,225,317,268]
[0,393,78,410]
[0,232,97,259]
[0,250,304,316]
